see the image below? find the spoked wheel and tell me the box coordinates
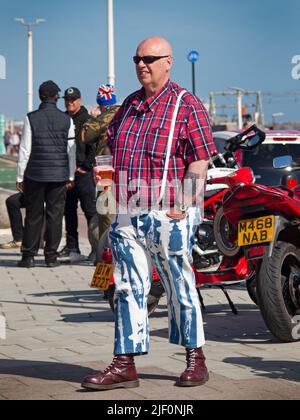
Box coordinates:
[214,207,240,257]
[257,242,300,342]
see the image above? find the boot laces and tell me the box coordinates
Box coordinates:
[103,357,119,374]
[186,349,197,371]
[103,356,133,375]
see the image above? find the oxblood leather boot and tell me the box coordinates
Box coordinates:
[177,348,209,387]
[81,356,139,391]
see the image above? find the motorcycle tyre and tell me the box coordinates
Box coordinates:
[256,242,300,343]
[213,207,240,258]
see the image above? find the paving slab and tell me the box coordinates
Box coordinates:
[0,229,299,400]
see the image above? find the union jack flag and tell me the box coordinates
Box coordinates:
[98,84,115,101]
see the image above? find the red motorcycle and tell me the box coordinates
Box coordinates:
[222,154,300,342]
[92,126,266,316]
[192,126,265,314]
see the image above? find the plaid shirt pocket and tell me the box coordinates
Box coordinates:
[146,128,177,161]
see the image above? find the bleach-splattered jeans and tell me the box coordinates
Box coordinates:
[109,208,205,355]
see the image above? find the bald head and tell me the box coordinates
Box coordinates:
[135,37,173,99]
[136,37,173,57]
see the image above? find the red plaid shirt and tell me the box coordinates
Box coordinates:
[107,80,217,209]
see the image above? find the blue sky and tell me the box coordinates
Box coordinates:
[0,0,299,122]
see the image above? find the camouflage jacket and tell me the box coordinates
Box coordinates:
[81,105,120,156]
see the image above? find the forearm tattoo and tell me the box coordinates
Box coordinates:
[174,171,207,211]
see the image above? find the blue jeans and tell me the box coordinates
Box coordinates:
[109,208,205,355]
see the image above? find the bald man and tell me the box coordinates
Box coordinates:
[82,37,217,391]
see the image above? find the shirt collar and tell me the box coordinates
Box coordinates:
[132,80,171,113]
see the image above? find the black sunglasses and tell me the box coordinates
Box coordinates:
[133,55,169,65]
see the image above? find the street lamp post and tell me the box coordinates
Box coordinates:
[236,90,243,131]
[107,0,115,87]
[14,18,46,113]
[230,87,246,131]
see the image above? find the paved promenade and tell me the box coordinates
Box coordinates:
[0,228,299,400]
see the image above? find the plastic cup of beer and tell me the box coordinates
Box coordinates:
[95,155,114,187]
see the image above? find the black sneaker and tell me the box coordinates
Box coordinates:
[18,257,35,268]
[46,259,60,268]
[58,246,80,258]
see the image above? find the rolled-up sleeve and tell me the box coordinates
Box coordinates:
[184,100,218,165]
[17,117,32,183]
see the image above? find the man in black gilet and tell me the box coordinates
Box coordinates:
[17,81,76,268]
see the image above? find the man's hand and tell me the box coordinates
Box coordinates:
[93,165,115,186]
[16,182,24,193]
[66,180,75,191]
[93,166,102,185]
[76,167,87,174]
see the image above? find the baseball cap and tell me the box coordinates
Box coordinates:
[97,84,117,106]
[39,80,61,99]
[63,87,81,100]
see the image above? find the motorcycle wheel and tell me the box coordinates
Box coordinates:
[107,281,165,317]
[246,275,258,306]
[256,242,300,342]
[213,207,240,257]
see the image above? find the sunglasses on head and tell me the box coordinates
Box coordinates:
[133,55,169,65]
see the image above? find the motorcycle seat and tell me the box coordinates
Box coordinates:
[224,183,300,222]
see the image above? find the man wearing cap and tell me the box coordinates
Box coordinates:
[59,87,97,259]
[17,80,76,268]
[81,84,120,158]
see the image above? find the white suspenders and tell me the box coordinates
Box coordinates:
[158,90,187,204]
[115,89,187,207]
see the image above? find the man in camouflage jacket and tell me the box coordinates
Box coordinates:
[81,86,120,259]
